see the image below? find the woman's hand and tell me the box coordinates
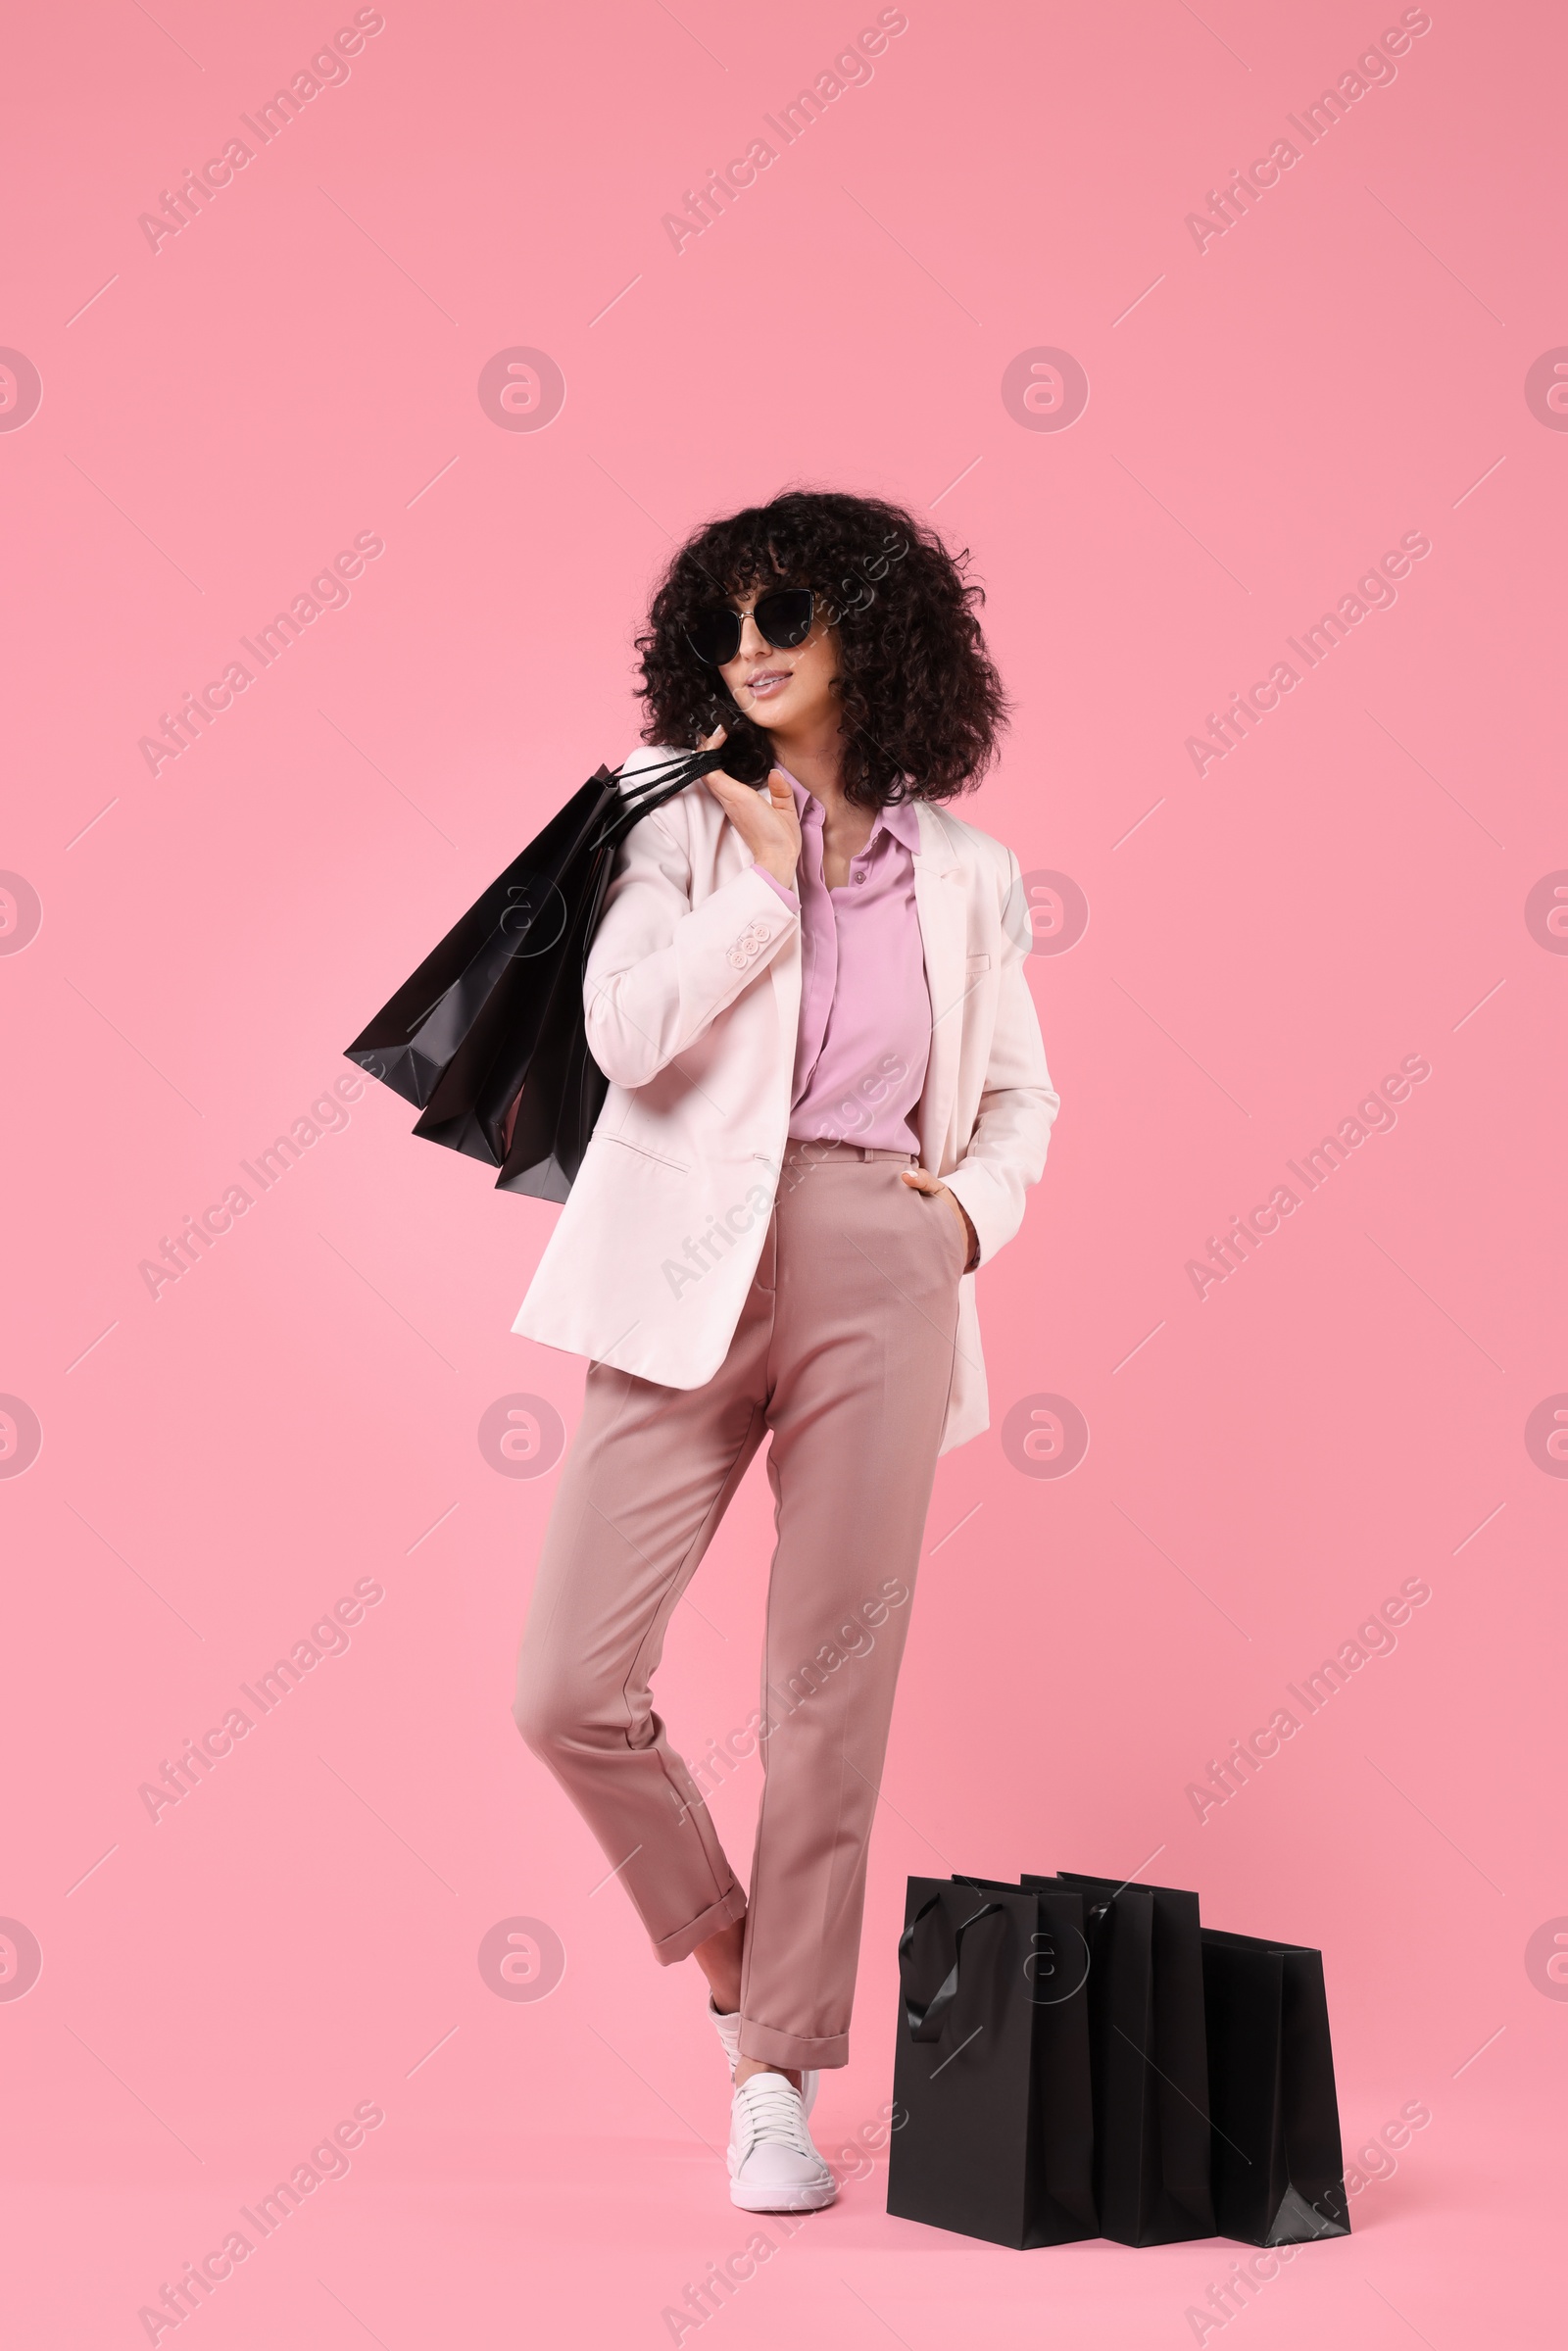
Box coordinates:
[699,725,801,891]
[902,1166,979,1270]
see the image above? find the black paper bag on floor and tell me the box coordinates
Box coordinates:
[1201,1928,1350,2246]
[952,1875,1099,2241]
[886,1877,1097,2249]
[1029,1871,1215,2246]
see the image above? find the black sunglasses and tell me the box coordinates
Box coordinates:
[684,587,815,668]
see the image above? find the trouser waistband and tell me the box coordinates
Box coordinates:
[782,1137,918,1164]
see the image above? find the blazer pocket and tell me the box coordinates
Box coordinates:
[600,1132,691,1177]
[965,953,993,973]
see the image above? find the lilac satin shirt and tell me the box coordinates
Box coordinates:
[755,774,932,1154]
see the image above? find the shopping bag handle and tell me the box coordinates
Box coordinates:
[898,1895,1006,2043]
[613,747,716,802]
[590,741,772,853]
[580,748,724,856]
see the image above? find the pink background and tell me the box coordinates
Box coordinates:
[3,1,1564,2342]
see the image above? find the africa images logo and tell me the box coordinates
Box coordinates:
[661,10,908,254]
[135,12,387,256]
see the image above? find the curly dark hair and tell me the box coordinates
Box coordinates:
[634,488,1009,808]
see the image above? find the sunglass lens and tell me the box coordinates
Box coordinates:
[756,588,814,649]
[686,608,743,665]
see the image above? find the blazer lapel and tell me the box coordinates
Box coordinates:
[912,805,965,1172]
[751,837,803,1133]
[700,790,802,1152]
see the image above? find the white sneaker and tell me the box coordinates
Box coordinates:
[727,2072,837,2212]
[708,1997,818,2117]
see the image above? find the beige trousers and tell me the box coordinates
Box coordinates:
[513,1139,965,2070]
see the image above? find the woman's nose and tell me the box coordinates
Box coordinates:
[735,611,769,659]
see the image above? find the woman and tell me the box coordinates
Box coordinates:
[512,489,1059,2211]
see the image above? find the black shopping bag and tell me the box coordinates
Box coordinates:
[1201,1928,1350,2246]
[886,1877,1097,2248]
[345,745,731,1200]
[1032,1871,1215,2246]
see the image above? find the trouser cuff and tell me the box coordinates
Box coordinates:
[651,1882,748,1967]
[737,2018,849,2070]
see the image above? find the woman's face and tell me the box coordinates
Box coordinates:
[715,584,841,735]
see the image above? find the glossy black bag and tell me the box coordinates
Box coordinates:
[1030,1871,1216,2246]
[885,1876,1097,2248]
[1201,1928,1350,2246]
[344,746,732,1201]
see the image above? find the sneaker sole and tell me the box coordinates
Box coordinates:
[728,2174,838,2213]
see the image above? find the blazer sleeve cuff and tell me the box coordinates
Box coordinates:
[753,865,800,909]
[943,1166,1001,1271]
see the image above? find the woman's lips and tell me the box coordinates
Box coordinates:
[746,669,791,698]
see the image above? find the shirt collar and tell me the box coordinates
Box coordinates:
[778,770,922,855]
[876,796,922,854]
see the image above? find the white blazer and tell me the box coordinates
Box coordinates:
[512,746,1060,1454]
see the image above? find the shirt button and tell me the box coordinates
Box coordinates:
[853,873,866,885]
